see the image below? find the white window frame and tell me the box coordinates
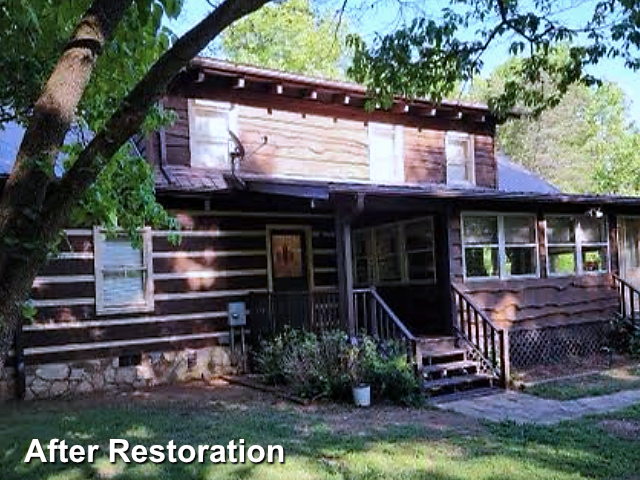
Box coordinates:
[352,217,436,286]
[446,131,475,186]
[461,212,540,281]
[94,227,154,315]
[188,99,238,169]
[368,122,405,183]
[546,215,610,277]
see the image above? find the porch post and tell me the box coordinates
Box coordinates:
[609,213,619,275]
[435,205,454,334]
[335,211,356,336]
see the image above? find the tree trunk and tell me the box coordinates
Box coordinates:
[0,0,272,370]
[0,0,133,362]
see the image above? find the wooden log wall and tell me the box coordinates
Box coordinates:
[449,211,618,330]
[17,211,337,367]
[157,94,498,188]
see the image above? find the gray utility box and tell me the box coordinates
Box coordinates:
[227,301,247,327]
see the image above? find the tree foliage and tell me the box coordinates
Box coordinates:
[347,1,640,115]
[470,49,640,194]
[218,0,348,78]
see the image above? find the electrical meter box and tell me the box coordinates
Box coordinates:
[227,301,246,327]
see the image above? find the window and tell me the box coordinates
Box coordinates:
[94,228,154,315]
[547,215,608,276]
[446,132,475,185]
[368,122,404,183]
[188,99,237,169]
[352,218,435,285]
[462,214,538,279]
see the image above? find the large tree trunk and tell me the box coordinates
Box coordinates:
[0,0,272,373]
[0,0,133,361]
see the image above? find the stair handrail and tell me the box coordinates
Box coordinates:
[451,283,510,387]
[353,287,418,363]
[612,273,639,330]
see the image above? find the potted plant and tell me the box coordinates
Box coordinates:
[346,344,370,407]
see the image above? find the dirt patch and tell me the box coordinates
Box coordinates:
[6,378,483,437]
[599,419,640,440]
[514,354,639,383]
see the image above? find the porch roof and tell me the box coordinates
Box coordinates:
[237,175,640,208]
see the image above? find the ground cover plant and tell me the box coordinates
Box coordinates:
[1,385,640,480]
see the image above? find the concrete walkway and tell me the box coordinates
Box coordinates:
[434,389,640,425]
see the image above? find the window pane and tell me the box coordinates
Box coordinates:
[378,257,401,281]
[104,238,142,267]
[271,234,304,278]
[548,246,576,275]
[582,246,608,272]
[505,247,537,276]
[355,258,369,284]
[580,217,607,243]
[375,227,398,256]
[103,271,145,307]
[405,220,434,251]
[352,231,368,257]
[504,216,536,244]
[463,216,498,244]
[407,251,435,280]
[465,247,499,278]
[547,217,575,244]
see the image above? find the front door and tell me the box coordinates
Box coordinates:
[268,228,311,329]
[620,217,640,289]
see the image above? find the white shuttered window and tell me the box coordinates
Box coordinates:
[446,131,475,185]
[188,99,237,169]
[94,228,154,315]
[368,122,404,183]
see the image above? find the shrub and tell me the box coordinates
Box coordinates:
[609,316,640,357]
[254,328,422,405]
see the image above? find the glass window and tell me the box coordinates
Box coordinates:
[404,219,436,281]
[462,214,538,279]
[446,132,475,185]
[95,229,153,315]
[375,227,401,281]
[189,99,235,169]
[546,215,609,275]
[271,234,304,278]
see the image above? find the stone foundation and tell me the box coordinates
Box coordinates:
[24,346,241,400]
[0,365,16,401]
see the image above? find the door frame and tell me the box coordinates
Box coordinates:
[266,225,315,292]
[618,216,640,278]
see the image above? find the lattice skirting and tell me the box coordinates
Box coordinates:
[509,321,611,369]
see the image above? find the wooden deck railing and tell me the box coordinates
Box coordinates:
[353,287,418,363]
[248,289,341,336]
[612,274,639,330]
[451,284,510,387]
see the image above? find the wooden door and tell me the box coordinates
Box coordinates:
[268,229,311,329]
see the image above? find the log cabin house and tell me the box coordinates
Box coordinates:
[2,57,640,400]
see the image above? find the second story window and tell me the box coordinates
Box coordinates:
[368,122,404,183]
[446,132,475,185]
[188,99,237,169]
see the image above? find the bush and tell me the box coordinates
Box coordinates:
[254,328,422,405]
[609,316,640,357]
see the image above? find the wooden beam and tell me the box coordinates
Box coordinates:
[435,205,454,334]
[609,212,620,275]
[335,211,355,336]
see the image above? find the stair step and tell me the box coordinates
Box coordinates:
[422,360,478,375]
[423,348,468,364]
[423,373,493,391]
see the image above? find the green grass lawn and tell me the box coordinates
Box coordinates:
[526,366,640,400]
[1,388,640,480]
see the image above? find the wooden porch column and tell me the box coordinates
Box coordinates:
[335,211,356,336]
[609,213,620,276]
[435,205,454,334]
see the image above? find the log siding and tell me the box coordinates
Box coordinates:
[22,211,338,366]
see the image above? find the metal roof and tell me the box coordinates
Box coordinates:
[497,151,560,194]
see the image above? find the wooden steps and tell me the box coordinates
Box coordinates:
[418,336,495,397]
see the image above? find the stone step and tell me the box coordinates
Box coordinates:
[423,373,493,395]
[422,359,478,376]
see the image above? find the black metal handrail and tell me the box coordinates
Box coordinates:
[451,283,510,387]
[612,273,639,330]
[353,287,418,363]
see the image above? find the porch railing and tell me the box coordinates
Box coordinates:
[248,289,341,336]
[451,284,510,387]
[612,274,639,330]
[353,287,418,364]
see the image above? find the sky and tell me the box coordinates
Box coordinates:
[171,0,640,122]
